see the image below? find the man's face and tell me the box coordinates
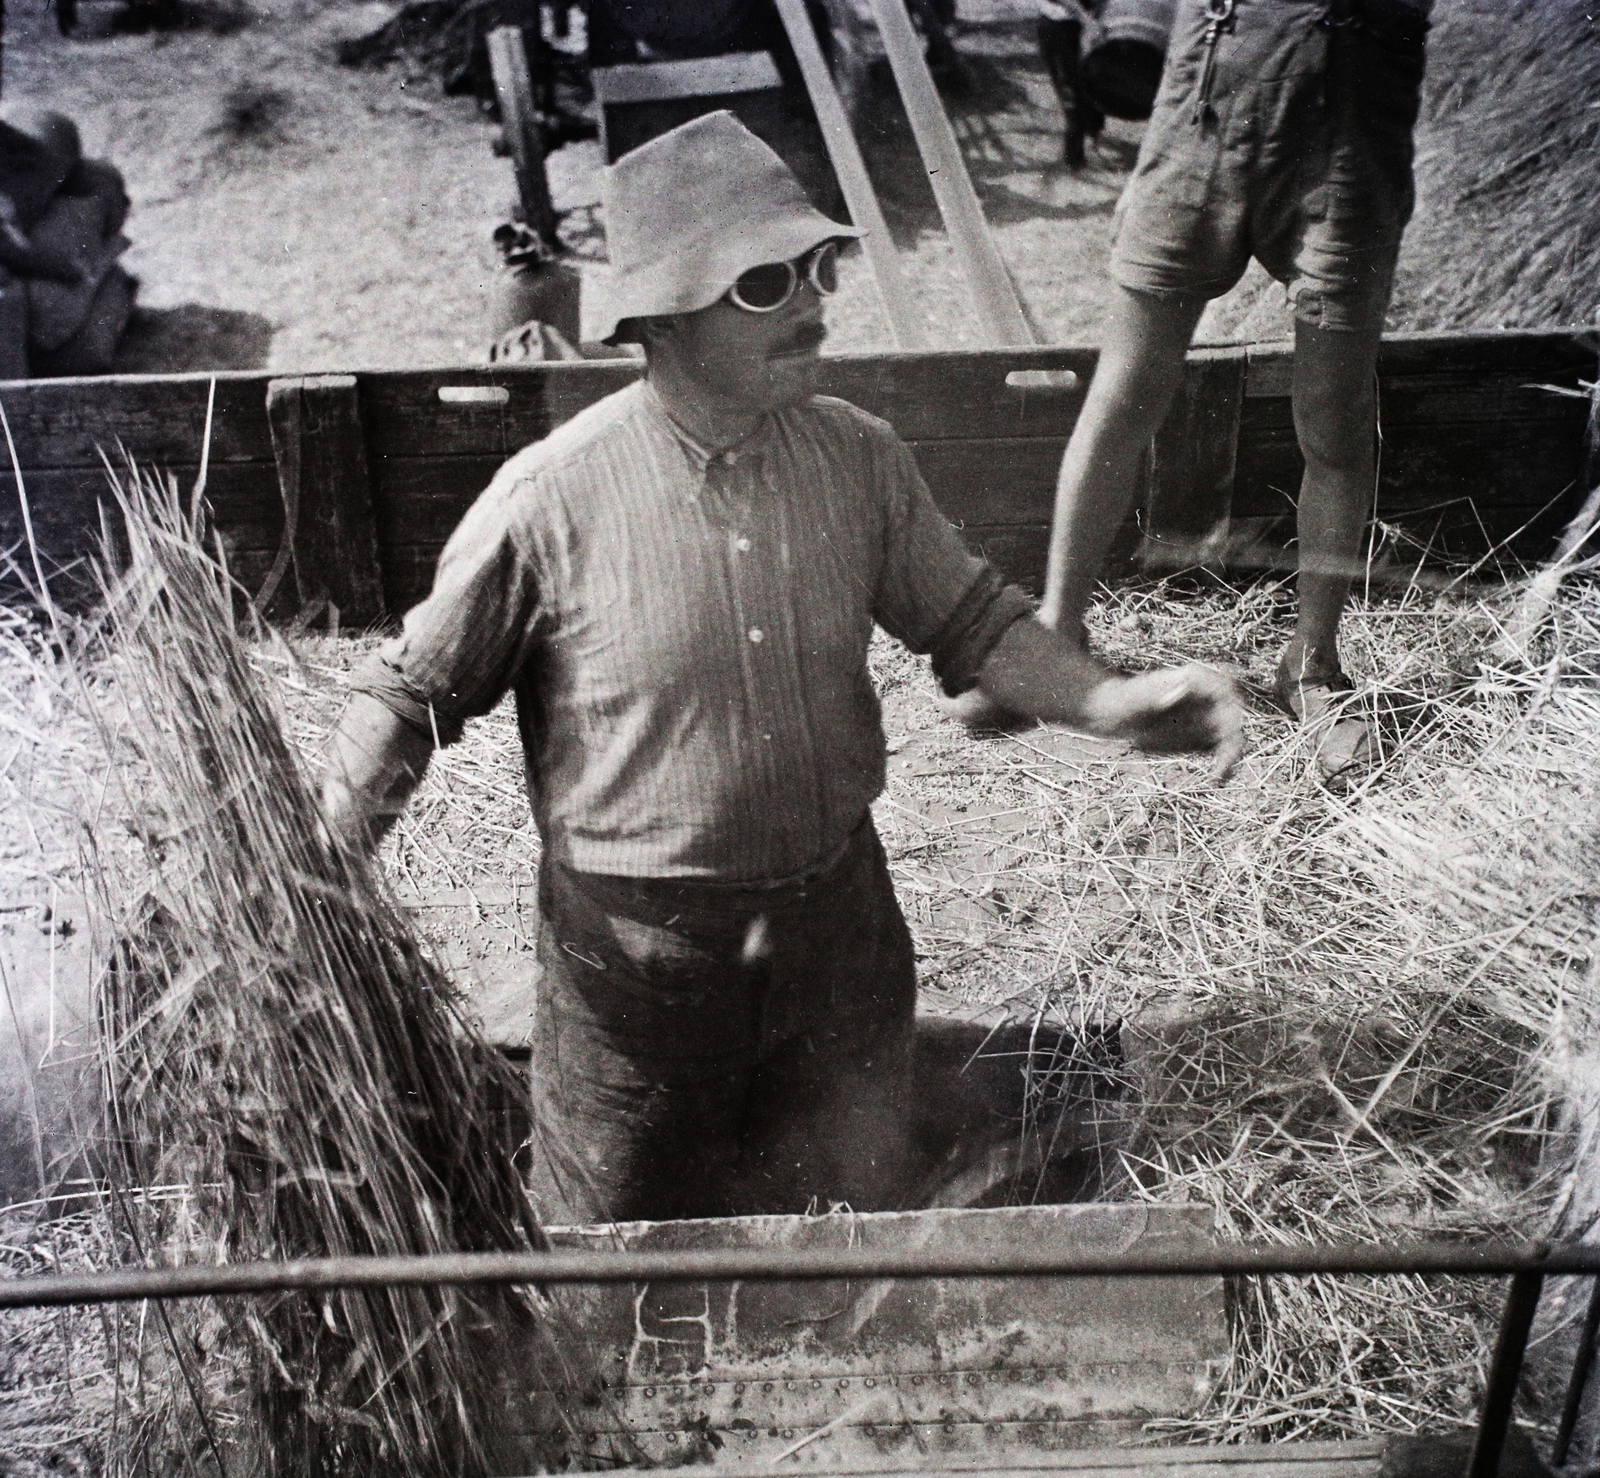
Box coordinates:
[655,256,830,416]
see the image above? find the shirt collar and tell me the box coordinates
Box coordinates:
[639,380,773,473]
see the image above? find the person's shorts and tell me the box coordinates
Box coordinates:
[1109,0,1428,334]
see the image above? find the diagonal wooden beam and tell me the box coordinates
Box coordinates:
[867,0,1033,347]
[773,0,926,348]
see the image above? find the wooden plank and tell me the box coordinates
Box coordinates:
[0,462,286,607]
[0,372,275,467]
[378,544,446,612]
[773,0,926,349]
[819,350,1092,439]
[696,1439,1384,1478]
[954,524,1052,592]
[357,352,1094,461]
[358,363,642,461]
[516,1204,1227,1468]
[590,52,782,104]
[488,27,560,250]
[1242,374,1592,434]
[265,376,387,627]
[0,463,284,556]
[1146,348,1246,566]
[1245,328,1593,400]
[867,0,1033,347]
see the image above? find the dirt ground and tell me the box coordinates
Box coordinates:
[4,0,1231,373]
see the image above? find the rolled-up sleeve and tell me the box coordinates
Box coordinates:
[868,433,1034,696]
[350,473,545,746]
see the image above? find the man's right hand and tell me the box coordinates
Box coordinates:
[973,618,1247,781]
[322,694,436,857]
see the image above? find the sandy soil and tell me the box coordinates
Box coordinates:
[6,0,1174,373]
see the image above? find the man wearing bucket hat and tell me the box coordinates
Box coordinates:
[324,111,1244,1225]
[1016,0,1431,785]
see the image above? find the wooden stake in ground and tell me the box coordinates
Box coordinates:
[867,0,1033,346]
[773,0,926,348]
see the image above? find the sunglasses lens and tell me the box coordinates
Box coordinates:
[732,261,795,310]
[811,242,839,295]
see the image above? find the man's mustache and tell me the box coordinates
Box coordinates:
[770,322,827,356]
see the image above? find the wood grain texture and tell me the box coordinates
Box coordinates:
[0,372,276,466]
[266,376,387,625]
[356,349,1098,459]
[1147,349,1246,549]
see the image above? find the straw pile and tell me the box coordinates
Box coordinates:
[69,465,573,1476]
[873,560,1600,1439]
[2,501,1596,1455]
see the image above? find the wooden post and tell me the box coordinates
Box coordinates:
[867,0,1032,347]
[488,25,561,252]
[772,0,926,349]
[264,375,385,628]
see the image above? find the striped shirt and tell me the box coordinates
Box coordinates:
[356,379,1029,882]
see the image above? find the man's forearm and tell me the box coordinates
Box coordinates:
[322,692,436,855]
[973,617,1246,777]
[974,617,1114,729]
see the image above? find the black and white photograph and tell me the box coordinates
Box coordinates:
[1,0,1598,1473]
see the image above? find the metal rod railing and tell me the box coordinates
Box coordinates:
[1467,1271,1544,1478]
[6,1237,1590,1472]
[1555,1274,1600,1464]
[3,1237,1598,1310]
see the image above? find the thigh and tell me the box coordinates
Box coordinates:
[732,826,919,1213]
[1283,25,1424,333]
[527,864,761,1225]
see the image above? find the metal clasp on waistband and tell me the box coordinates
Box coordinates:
[1193,0,1237,126]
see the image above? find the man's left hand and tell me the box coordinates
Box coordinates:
[974,619,1246,781]
[1084,664,1245,782]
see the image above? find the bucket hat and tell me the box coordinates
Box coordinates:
[583,110,861,345]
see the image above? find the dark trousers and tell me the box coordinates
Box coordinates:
[527,819,918,1225]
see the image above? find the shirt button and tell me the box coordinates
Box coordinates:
[748,627,764,644]
[735,536,752,552]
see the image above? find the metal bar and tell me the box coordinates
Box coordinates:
[3,1239,1595,1312]
[772,0,927,349]
[1553,1275,1600,1465]
[1467,1272,1544,1478]
[865,0,1033,347]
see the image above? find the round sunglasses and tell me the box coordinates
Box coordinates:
[726,241,841,314]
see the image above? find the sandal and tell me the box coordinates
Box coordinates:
[1273,664,1377,786]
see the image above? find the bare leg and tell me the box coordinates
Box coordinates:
[1038,285,1209,631]
[1278,316,1382,686]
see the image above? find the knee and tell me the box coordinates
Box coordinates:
[70,158,130,219]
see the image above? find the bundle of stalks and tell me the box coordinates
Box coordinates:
[77,463,578,1477]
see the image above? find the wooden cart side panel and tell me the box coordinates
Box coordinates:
[2,329,1591,615]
